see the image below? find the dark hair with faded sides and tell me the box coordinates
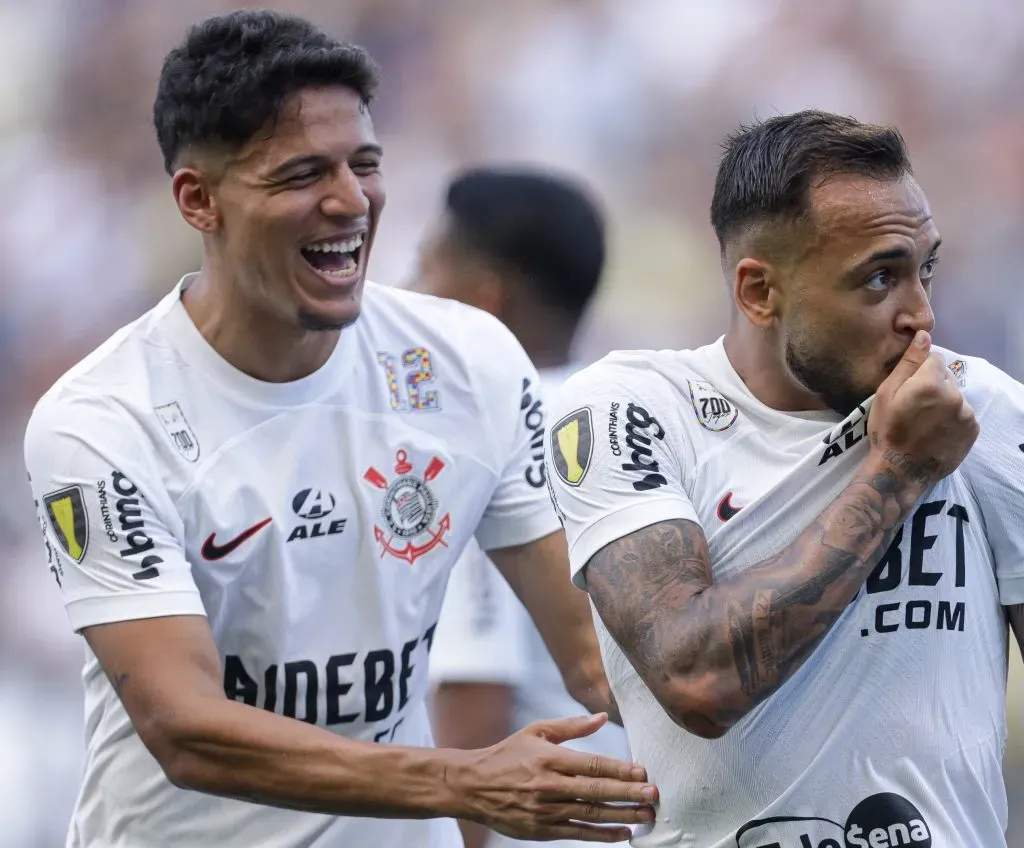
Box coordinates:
[710,109,913,252]
[445,166,606,314]
[154,9,380,175]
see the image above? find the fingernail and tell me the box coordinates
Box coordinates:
[642,785,656,801]
[642,808,656,821]
[631,766,647,781]
[915,331,929,347]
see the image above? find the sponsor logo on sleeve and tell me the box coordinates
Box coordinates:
[43,486,89,563]
[520,377,546,489]
[550,408,594,487]
[108,471,164,580]
[621,403,667,492]
[687,380,738,432]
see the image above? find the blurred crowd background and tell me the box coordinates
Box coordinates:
[0,0,1022,844]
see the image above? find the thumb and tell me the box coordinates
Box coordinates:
[885,330,931,389]
[529,713,608,745]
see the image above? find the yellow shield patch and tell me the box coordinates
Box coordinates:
[550,408,594,487]
[43,486,89,563]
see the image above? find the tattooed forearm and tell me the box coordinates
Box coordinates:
[586,460,926,737]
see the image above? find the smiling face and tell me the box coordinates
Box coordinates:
[183,85,385,332]
[777,174,941,415]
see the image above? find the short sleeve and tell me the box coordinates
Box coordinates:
[465,314,562,551]
[24,393,206,633]
[428,538,530,686]
[544,362,699,590]
[963,373,1024,606]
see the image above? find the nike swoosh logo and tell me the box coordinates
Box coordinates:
[201,517,273,560]
[717,492,742,522]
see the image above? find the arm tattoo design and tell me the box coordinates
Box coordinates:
[586,464,919,734]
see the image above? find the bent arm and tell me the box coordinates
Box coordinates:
[85,614,466,819]
[585,456,925,738]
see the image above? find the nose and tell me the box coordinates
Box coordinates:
[894,279,935,337]
[320,166,370,219]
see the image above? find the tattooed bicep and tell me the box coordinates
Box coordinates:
[584,519,712,663]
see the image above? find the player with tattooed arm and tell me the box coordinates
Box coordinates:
[545,110,1024,847]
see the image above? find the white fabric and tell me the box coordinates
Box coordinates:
[430,365,631,848]
[546,337,1021,847]
[23,276,561,848]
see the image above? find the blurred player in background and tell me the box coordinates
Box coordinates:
[22,11,657,848]
[545,110,1024,846]
[413,166,631,848]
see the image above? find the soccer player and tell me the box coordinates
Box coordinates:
[22,11,656,848]
[544,110,1024,846]
[414,166,631,848]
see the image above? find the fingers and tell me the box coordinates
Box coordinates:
[542,773,658,805]
[542,800,657,825]
[530,822,635,843]
[528,713,609,745]
[540,745,650,785]
[885,330,931,388]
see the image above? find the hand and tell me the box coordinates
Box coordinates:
[868,330,979,489]
[453,713,657,843]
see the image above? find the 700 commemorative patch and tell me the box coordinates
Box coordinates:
[687,380,738,432]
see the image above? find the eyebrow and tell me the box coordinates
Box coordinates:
[266,144,384,180]
[855,238,943,269]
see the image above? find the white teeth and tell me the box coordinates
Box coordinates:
[302,234,364,254]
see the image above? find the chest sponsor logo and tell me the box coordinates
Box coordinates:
[363,450,450,564]
[520,377,546,489]
[225,621,437,745]
[43,485,88,564]
[737,791,931,847]
[819,415,868,466]
[288,488,347,542]
[155,401,200,463]
[550,408,593,487]
[688,380,738,432]
[621,402,667,492]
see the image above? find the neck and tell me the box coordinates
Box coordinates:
[182,266,340,383]
[722,315,828,413]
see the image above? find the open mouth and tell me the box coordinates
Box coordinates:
[301,234,364,283]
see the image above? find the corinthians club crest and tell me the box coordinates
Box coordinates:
[363,450,451,564]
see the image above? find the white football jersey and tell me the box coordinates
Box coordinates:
[546,337,1024,848]
[430,364,631,848]
[24,276,561,848]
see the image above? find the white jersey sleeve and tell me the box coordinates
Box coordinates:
[545,361,699,590]
[964,369,1024,606]
[465,313,561,551]
[429,538,529,685]
[24,392,205,633]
